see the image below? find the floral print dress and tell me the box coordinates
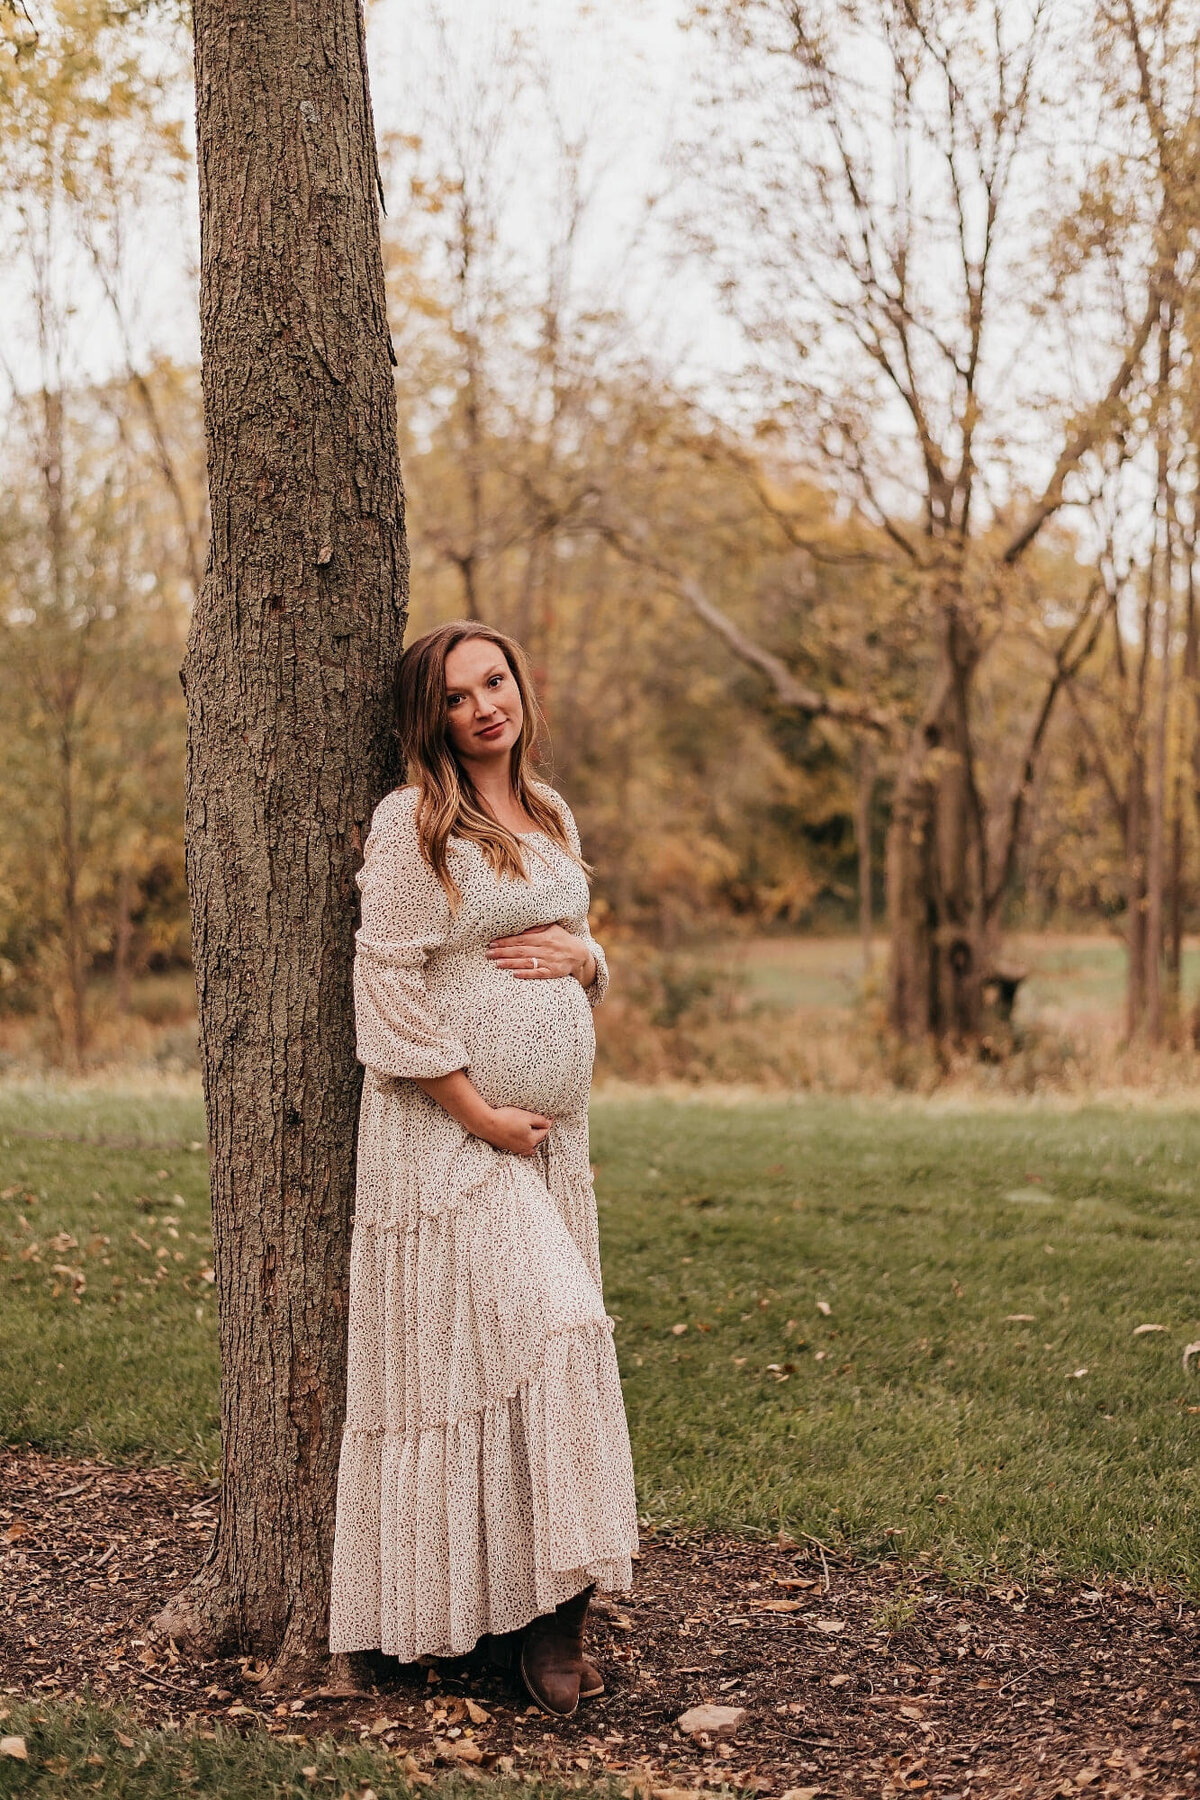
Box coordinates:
[328,781,638,1662]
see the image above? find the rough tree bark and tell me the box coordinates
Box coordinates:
[152,0,408,1681]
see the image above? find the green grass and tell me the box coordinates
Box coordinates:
[0,1697,583,1800]
[600,1094,1200,1588]
[700,929,1200,1024]
[2,1084,1199,1589]
[0,1085,217,1472]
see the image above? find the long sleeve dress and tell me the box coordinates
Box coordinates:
[328,780,638,1663]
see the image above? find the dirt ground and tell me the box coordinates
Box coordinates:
[1,1453,1197,1798]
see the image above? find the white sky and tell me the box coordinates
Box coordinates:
[0,0,737,404]
[366,0,744,388]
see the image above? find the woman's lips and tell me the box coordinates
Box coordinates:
[476,720,507,740]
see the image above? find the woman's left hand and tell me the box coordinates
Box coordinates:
[486,923,595,986]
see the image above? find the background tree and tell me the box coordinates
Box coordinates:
[691,0,1162,1040]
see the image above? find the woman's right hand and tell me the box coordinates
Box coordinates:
[483,1105,553,1156]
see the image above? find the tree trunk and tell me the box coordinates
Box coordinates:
[58,725,88,1070]
[1145,316,1174,1043]
[155,0,408,1683]
[855,736,874,975]
[114,860,134,1017]
[887,598,982,1041]
[1125,745,1147,1040]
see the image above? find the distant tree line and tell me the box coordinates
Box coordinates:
[3,0,1200,1057]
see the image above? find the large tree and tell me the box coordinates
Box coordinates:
[694,0,1161,1040]
[152,0,409,1680]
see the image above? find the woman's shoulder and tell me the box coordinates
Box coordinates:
[364,785,424,854]
[529,778,581,850]
[370,784,420,823]
[529,776,569,817]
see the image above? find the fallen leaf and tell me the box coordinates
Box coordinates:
[115,1733,136,1749]
[1004,1314,1036,1323]
[0,1738,27,1761]
[816,1300,832,1316]
[752,1598,806,1612]
[781,1789,821,1800]
[464,1699,489,1725]
[435,1736,483,1764]
[1183,1342,1200,1372]
[671,1323,688,1336]
[369,1717,398,1736]
[3,1523,28,1544]
[814,1619,845,1634]
[828,1674,850,1688]
[1133,1324,1167,1335]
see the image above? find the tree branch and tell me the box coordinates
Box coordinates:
[1001,283,1159,564]
[593,516,894,736]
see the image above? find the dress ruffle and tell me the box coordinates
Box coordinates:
[329,1093,637,1661]
[330,1325,636,1658]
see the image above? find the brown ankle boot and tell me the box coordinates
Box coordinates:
[519,1583,595,1717]
[578,1655,605,1699]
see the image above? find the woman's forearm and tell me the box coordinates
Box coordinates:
[413,1068,495,1135]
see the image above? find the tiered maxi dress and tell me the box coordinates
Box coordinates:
[328,781,639,1662]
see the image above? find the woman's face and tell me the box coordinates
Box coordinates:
[443,637,523,768]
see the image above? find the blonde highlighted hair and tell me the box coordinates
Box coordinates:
[393,621,587,908]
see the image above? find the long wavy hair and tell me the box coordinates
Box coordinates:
[393,621,586,908]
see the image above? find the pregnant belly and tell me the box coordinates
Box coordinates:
[457,965,595,1117]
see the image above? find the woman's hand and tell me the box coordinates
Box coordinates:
[413,1070,551,1157]
[482,1105,553,1156]
[486,923,596,988]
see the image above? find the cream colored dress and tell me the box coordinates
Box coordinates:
[328,781,638,1662]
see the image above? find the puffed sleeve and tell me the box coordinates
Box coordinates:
[540,785,610,1010]
[353,791,471,1079]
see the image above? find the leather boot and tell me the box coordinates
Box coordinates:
[519,1583,594,1717]
[578,1655,605,1700]
[487,1625,603,1697]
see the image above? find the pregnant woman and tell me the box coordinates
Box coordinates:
[328,621,638,1717]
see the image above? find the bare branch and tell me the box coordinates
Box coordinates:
[985,582,1108,918]
[593,515,894,736]
[1001,281,1159,564]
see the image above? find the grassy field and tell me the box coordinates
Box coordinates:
[2,1082,1198,1589]
[3,1079,1199,1797]
[726,930,1200,1025]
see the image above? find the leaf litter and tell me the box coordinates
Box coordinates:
[0,1450,1197,1798]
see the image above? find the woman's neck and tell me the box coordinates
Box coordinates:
[466,763,530,833]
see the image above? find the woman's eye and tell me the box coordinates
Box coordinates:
[488,674,504,687]
[446,694,461,707]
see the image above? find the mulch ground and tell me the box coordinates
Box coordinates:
[1,1453,1198,1799]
